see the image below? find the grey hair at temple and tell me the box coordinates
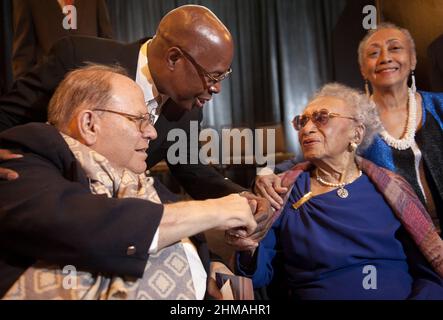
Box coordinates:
[311,83,381,154]
[48,64,128,129]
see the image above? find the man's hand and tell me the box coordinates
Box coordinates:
[225,192,273,251]
[211,194,257,235]
[254,173,288,210]
[0,149,22,180]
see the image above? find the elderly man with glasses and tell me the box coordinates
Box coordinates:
[0,64,257,299]
[0,5,271,252]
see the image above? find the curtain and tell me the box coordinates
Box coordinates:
[106,0,346,154]
[0,0,13,95]
[1,0,346,154]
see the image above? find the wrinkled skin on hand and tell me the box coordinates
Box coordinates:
[254,173,288,210]
[225,192,274,251]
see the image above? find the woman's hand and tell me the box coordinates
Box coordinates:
[254,173,288,210]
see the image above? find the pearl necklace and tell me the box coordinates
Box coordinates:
[316,169,363,199]
[379,88,417,150]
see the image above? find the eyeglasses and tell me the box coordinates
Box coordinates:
[292,109,358,131]
[156,32,233,87]
[93,108,155,132]
[177,47,233,85]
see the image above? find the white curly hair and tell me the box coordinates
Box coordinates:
[310,83,382,154]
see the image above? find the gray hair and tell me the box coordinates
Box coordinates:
[357,22,416,68]
[311,83,381,153]
[48,64,128,129]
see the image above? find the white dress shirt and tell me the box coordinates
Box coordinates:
[135,40,208,299]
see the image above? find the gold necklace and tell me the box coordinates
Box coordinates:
[315,168,362,199]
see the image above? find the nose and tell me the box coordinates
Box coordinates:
[208,81,221,95]
[142,123,157,141]
[300,117,317,134]
[379,48,392,64]
[298,119,317,144]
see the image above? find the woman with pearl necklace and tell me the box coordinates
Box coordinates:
[358,22,443,234]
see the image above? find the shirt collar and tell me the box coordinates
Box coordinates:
[137,40,168,111]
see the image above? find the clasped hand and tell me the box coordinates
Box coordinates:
[225,191,274,252]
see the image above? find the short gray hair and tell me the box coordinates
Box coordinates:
[357,22,416,68]
[48,64,128,129]
[310,83,381,153]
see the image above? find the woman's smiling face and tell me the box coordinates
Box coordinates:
[360,28,416,91]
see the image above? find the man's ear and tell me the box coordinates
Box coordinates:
[165,47,182,70]
[76,110,100,146]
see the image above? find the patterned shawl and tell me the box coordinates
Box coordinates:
[276,156,443,277]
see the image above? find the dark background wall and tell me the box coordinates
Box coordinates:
[333,0,376,90]
[0,1,13,96]
[381,0,443,91]
[1,0,442,153]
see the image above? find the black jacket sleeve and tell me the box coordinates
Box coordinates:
[96,0,113,39]
[0,36,75,131]
[11,0,37,79]
[0,150,163,279]
[166,108,246,199]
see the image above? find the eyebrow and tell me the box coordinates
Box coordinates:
[386,38,403,44]
[368,38,403,48]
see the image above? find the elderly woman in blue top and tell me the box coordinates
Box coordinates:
[236,84,443,300]
[254,23,443,235]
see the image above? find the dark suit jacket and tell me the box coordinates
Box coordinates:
[0,123,212,297]
[428,34,443,92]
[0,35,245,199]
[12,0,113,79]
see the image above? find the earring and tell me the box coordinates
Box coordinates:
[410,70,416,94]
[364,79,370,97]
[349,142,358,152]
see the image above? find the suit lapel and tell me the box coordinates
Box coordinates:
[146,101,203,168]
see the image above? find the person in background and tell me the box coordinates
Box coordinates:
[12,0,113,79]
